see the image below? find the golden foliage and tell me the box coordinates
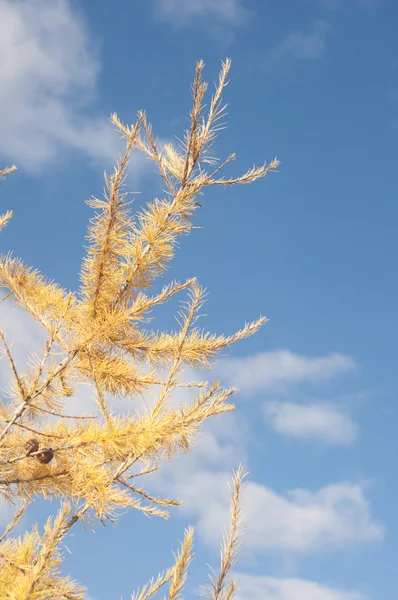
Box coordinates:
[0,165,16,231]
[0,60,278,597]
[204,467,247,600]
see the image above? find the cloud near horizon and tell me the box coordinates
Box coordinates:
[233,572,366,600]
[162,469,383,554]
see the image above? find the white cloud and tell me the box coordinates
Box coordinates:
[153,0,250,27]
[216,349,355,395]
[156,465,383,554]
[0,0,121,171]
[241,480,383,553]
[265,21,331,71]
[233,573,366,600]
[263,401,358,445]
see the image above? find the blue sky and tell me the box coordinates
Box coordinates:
[0,0,397,598]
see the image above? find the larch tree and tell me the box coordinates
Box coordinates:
[0,59,278,599]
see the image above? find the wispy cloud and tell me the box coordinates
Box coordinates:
[242,479,383,553]
[263,401,358,445]
[264,21,331,71]
[233,573,365,600]
[152,0,251,28]
[216,349,355,395]
[170,471,383,553]
[0,0,121,171]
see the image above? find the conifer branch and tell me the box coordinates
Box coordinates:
[167,527,195,600]
[0,498,29,544]
[0,59,278,596]
[151,282,204,420]
[204,467,247,600]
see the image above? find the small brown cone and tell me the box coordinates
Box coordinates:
[37,448,54,464]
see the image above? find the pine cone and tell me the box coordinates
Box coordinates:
[36,448,54,464]
[25,438,39,456]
